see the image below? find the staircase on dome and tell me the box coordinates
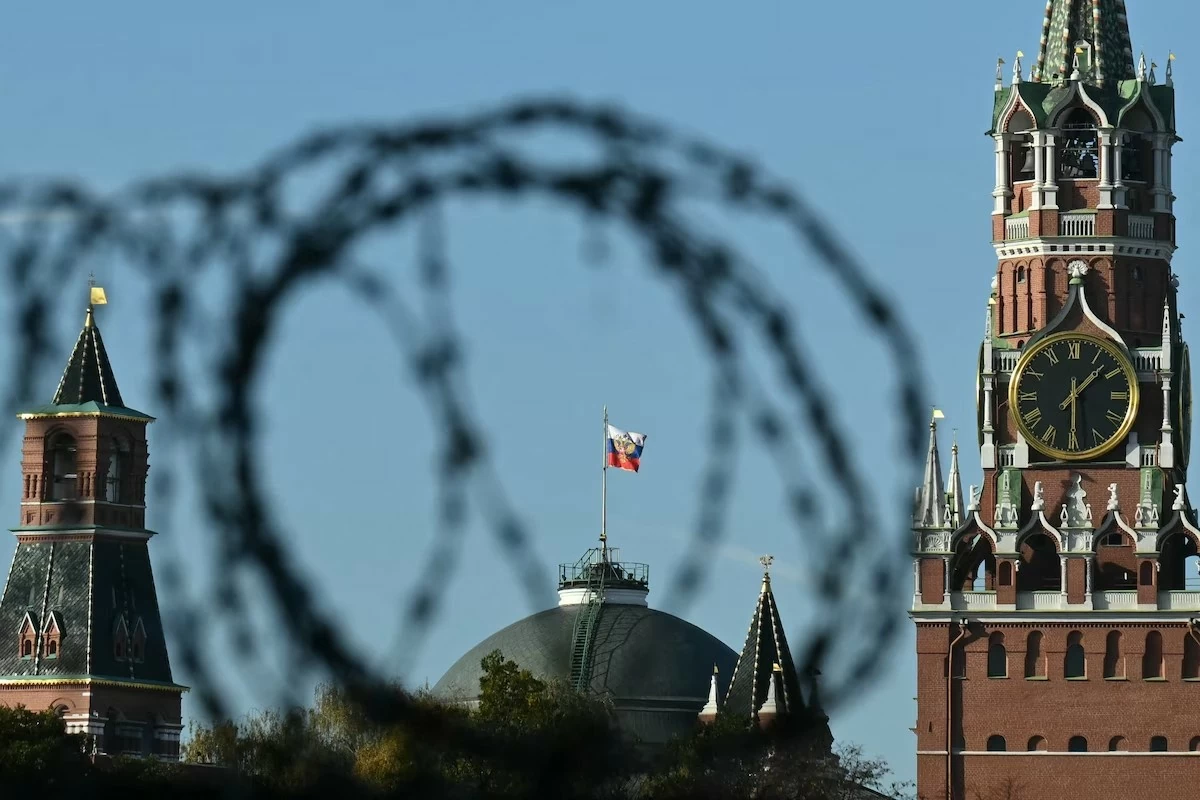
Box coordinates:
[559,546,649,692]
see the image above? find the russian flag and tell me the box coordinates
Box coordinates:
[606,424,647,472]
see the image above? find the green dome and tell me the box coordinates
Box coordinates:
[433,603,737,746]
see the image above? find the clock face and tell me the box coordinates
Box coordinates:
[1009,332,1139,461]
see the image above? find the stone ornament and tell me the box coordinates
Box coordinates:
[1031,481,1045,511]
[1107,483,1119,511]
[1174,484,1188,512]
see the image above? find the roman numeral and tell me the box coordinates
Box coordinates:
[1026,369,1044,380]
[1105,367,1122,379]
[1111,391,1128,401]
[1092,348,1102,364]
[1039,426,1056,446]
[1067,341,1081,359]
[1023,407,1043,426]
[1019,392,1036,402]
[1093,428,1105,445]
[1068,430,1079,451]
[1045,348,1060,365]
[1106,409,1124,426]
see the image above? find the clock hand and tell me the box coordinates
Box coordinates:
[1060,368,1103,409]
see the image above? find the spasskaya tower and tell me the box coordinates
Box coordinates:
[910,2,1200,799]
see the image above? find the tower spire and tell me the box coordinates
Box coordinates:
[914,410,947,528]
[947,431,965,528]
[1035,0,1134,85]
[51,277,123,408]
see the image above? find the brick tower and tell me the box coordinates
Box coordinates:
[0,288,184,760]
[911,2,1200,798]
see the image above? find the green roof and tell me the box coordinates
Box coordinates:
[17,401,154,422]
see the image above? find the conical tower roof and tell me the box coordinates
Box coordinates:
[913,415,946,528]
[1035,0,1134,85]
[947,434,965,528]
[723,556,806,721]
[51,304,124,408]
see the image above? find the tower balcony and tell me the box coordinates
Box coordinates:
[930,589,1200,613]
[998,208,1172,244]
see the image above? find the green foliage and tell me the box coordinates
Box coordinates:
[0,705,87,790]
[2,656,910,799]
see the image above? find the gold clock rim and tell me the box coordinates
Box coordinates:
[1007,331,1140,461]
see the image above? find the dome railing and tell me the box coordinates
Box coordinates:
[558,547,649,591]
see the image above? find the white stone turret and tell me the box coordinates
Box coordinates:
[914,413,947,528]
[946,434,965,529]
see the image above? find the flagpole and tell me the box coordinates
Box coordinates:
[601,405,608,561]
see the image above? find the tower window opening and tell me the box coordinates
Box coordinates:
[987,633,1007,678]
[105,438,130,504]
[1027,735,1047,751]
[1144,630,1164,679]
[1025,630,1046,678]
[1101,532,1126,547]
[1183,632,1200,679]
[1065,631,1086,679]
[998,561,1013,587]
[1109,736,1127,751]
[1104,631,1125,679]
[21,638,32,658]
[1150,736,1168,752]
[1132,265,1144,282]
[986,735,1007,752]
[49,433,78,501]
[1068,736,1088,753]
[131,618,146,663]
[1139,561,1154,587]
[1017,266,1027,284]
[114,618,129,662]
[1190,737,1200,752]
[1059,109,1099,179]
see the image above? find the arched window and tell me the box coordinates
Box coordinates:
[998,561,1013,587]
[1150,736,1168,752]
[1184,633,1200,680]
[1017,534,1060,591]
[987,735,1007,752]
[1104,631,1124,678]
[1190,736,1200,752]
[1059,109,1099,179]
[1109,736,1127,751]
[1027,735,1047,751]
[1065,631,1086,679]
[49,433,78,501]
[105,438,130,503]
[1017,266,1027,284]
[18,615,36,660]
[988,633,1008,678]
[1144,631,1164,679]
[102,709,119,756]
[1025,631,1046,678]
[114,618,129,661]
[1140,561,1154,587]
[1068,736,1088,753]
[131,618,146,663]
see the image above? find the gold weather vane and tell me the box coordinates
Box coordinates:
[759,554,774,573]
[88,272,107,307]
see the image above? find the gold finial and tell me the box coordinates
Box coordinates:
[772,662,782,673]
[759,554,774,574]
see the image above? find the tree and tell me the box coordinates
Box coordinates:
[0,705,88,791]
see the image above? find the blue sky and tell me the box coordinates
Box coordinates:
[0,0,1196,784]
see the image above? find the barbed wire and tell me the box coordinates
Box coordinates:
[0,97,925,778]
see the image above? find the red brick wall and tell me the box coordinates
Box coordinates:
[917,621,1200,800]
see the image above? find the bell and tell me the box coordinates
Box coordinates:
[1018,144,1036,177]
